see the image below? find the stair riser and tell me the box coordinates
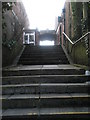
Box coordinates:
[23,49,63,52]
[40,98,90,108]
[2,98,89,109]
[19,59,68,62]
[2,76,89,85]
[2,113,90,120]
[22,53,65,56]
[18,45,69,65]
[19,57,68,61]
[37,114,90,120]
[3,69,85,76]
[2,98,38,109]
[18,61,69,65]
[22,51,66,54]
[19,58,69,64]
[20,54,66,58]
[23,47,64,50]
[24,47,63,50]
[19,57,68,62]
[2,85,88,95]
[2,86,39,95]
[40,85,88,94]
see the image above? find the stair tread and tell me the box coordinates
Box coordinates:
[2,65,83,71]
[1,83,88,87]
[1,93,90,100]
[2,107,89,117]
[2,74,88,78]
[2,75,89,85]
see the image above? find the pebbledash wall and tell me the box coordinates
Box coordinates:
[2,2,29,67]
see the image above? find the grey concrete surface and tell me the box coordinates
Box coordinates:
[3,64,82,71]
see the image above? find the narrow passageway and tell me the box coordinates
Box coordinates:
[2,0,90,120]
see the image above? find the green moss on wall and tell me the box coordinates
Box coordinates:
[71,42,88,66]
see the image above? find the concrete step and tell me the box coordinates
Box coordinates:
[2,83,39,95]
[2,75,89,85]
[22,51,65,55]
[18,59,68,64]
[2,93,90,109]
[23,47,64,51]
[20,55,67,61]
[22,50,65,54]
[2,68,85,76]
[24,45,63,51]
[19,55,68,59]
[21,52,66,57]
[18,60,69,65]
[39,93,90,108]
[19,57,68,62]
[1,83,88,95]
[2,107,90,120]
[39,83,88,94]
[2,94,39,109]
[18,45,69,66]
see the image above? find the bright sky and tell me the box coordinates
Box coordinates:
[22,0,66,30]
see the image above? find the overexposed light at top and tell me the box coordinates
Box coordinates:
[22,0,66,30]
[40,40,54,46]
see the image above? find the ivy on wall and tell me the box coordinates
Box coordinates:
[71,2,83,41]
[71,2,89,41]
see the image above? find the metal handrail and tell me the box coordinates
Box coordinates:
[63,32,90,46]
[63,32,74,45]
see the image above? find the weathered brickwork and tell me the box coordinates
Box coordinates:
[2,2,29,67]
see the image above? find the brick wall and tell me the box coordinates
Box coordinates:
[2,2,29,67]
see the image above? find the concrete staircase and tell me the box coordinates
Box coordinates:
[1,64,90,120]
[1,45,90,119]
[18,45,69,65]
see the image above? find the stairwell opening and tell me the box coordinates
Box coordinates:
[39,40,55,46]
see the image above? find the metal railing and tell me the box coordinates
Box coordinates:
[63,32,90,66]
[63,32,90,53]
